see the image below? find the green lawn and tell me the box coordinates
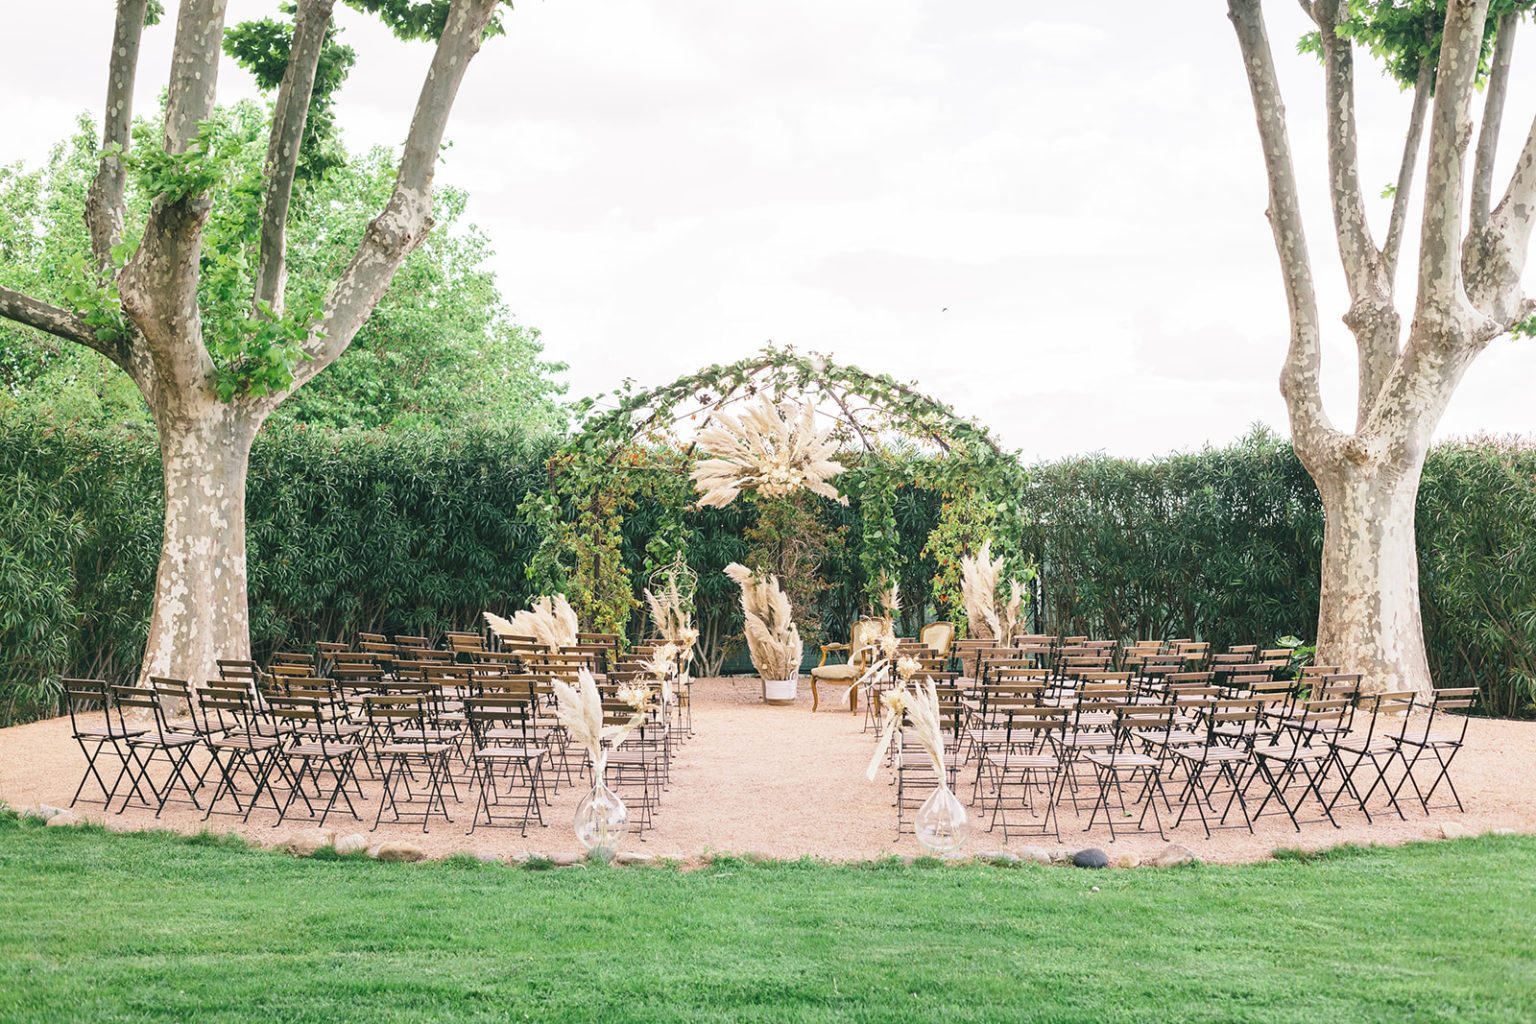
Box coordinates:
[0,814,1532,1023]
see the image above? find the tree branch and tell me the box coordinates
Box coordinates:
[1470,12,1517,232]
[1415,0,1491,318]
[1383,56,1433,282]
[254,0,336,316]
[84,0,149,270]
[1318,0,1382,293]
[280,0,501,399]
[118,0,228,392]
[1228,0,1340,452]
[0,285,122,362]
[1465,108,1536,327]
[162,0,227,154]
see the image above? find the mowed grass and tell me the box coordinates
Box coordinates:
[0,814,1532,1024]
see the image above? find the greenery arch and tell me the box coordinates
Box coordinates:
[520,345,1031,647]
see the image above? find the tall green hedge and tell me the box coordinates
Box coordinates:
[2,411,1532,723]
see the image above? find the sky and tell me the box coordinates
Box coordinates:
[1,1,1533,461]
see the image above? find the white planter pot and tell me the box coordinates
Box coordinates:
[762,676,798,705]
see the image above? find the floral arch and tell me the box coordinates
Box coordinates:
[520,345,1030,659]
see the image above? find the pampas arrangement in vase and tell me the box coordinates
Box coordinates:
[724,562,804,703]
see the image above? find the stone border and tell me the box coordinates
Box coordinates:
[5,803,1518,871]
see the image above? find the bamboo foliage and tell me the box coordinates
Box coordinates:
[691,395,847,509]
[723,562,803,680]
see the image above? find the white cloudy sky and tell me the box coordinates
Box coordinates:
[2,1,1533,459]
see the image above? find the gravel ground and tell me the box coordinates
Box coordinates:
[4,676,1532,864]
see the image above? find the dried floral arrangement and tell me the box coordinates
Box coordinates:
[691,394,848,508]
[644,575,699,653]
[553,668,650,768]
[959,539,1024,644]
[487,594,580,653]
[724,562,804,680]
[865,678,948,782]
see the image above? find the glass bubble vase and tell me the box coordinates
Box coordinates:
[914,783,970,853]
[573,754,629,860]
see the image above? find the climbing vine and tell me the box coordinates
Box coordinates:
[536,345,1030,645]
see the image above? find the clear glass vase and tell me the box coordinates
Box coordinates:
[573,754,629,859]
[914,783,970,853]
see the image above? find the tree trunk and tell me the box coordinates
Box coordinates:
[1314,455,1433,698]
[139,401,262,689]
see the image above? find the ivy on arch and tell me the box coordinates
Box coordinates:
[522,344,1032,642]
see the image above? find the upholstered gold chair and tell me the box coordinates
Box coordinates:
[810,618,883,712]
[918,620,955,660]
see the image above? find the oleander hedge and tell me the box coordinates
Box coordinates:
[1,409,1532,724]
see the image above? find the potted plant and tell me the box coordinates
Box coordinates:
[725,562,803,704]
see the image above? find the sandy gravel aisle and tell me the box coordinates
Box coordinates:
[3,677,1534,864]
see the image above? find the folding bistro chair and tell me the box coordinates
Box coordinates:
[1391,687,1477,814]
[193,681,285,820]
[256,694,364,828]
[62,678,146,808]
[367,693,456,832]
[109,683,205,816]
[1325,690,1415,823]
[463,695,548,836]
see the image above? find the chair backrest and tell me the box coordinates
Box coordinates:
[393,634,430,649]
[62,677,110,733]
[462,695,536,744]
[357,632,388,645]
[918,621,955,658]
[1423,687,1477,742]
[848,618,886,671]
[195,681,258,735]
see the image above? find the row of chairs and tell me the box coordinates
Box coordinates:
[873,668,1475,844]
[62,652,687,839]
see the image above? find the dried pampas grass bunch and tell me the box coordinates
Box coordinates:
[553,668,648,768]
[498,594,580,653]
[691,394,848,508]
[960,539,1025,644]
[873,572,901,620]
[724,562,803,681]
[644,575,693,645]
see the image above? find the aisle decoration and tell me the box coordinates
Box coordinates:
[553,668,652,858]
[724,562,803,702]
[486,595,579,653]
[960,539,1024,644]
[864,677,970,852]
[691,394,848,508]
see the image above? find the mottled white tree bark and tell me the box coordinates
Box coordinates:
[0,0,502,691]
[1229,0,1536,696]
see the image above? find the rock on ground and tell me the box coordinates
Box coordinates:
[334,833,368,856]
[373,841,426,863]
[1072,848,1110,869]
[1149,844,1197,868]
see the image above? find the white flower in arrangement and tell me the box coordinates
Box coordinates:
[677,626,699,649]
[616,682,658,712]
[691,394,848,508]
[896,656,922,681]
[879,632,899,659]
